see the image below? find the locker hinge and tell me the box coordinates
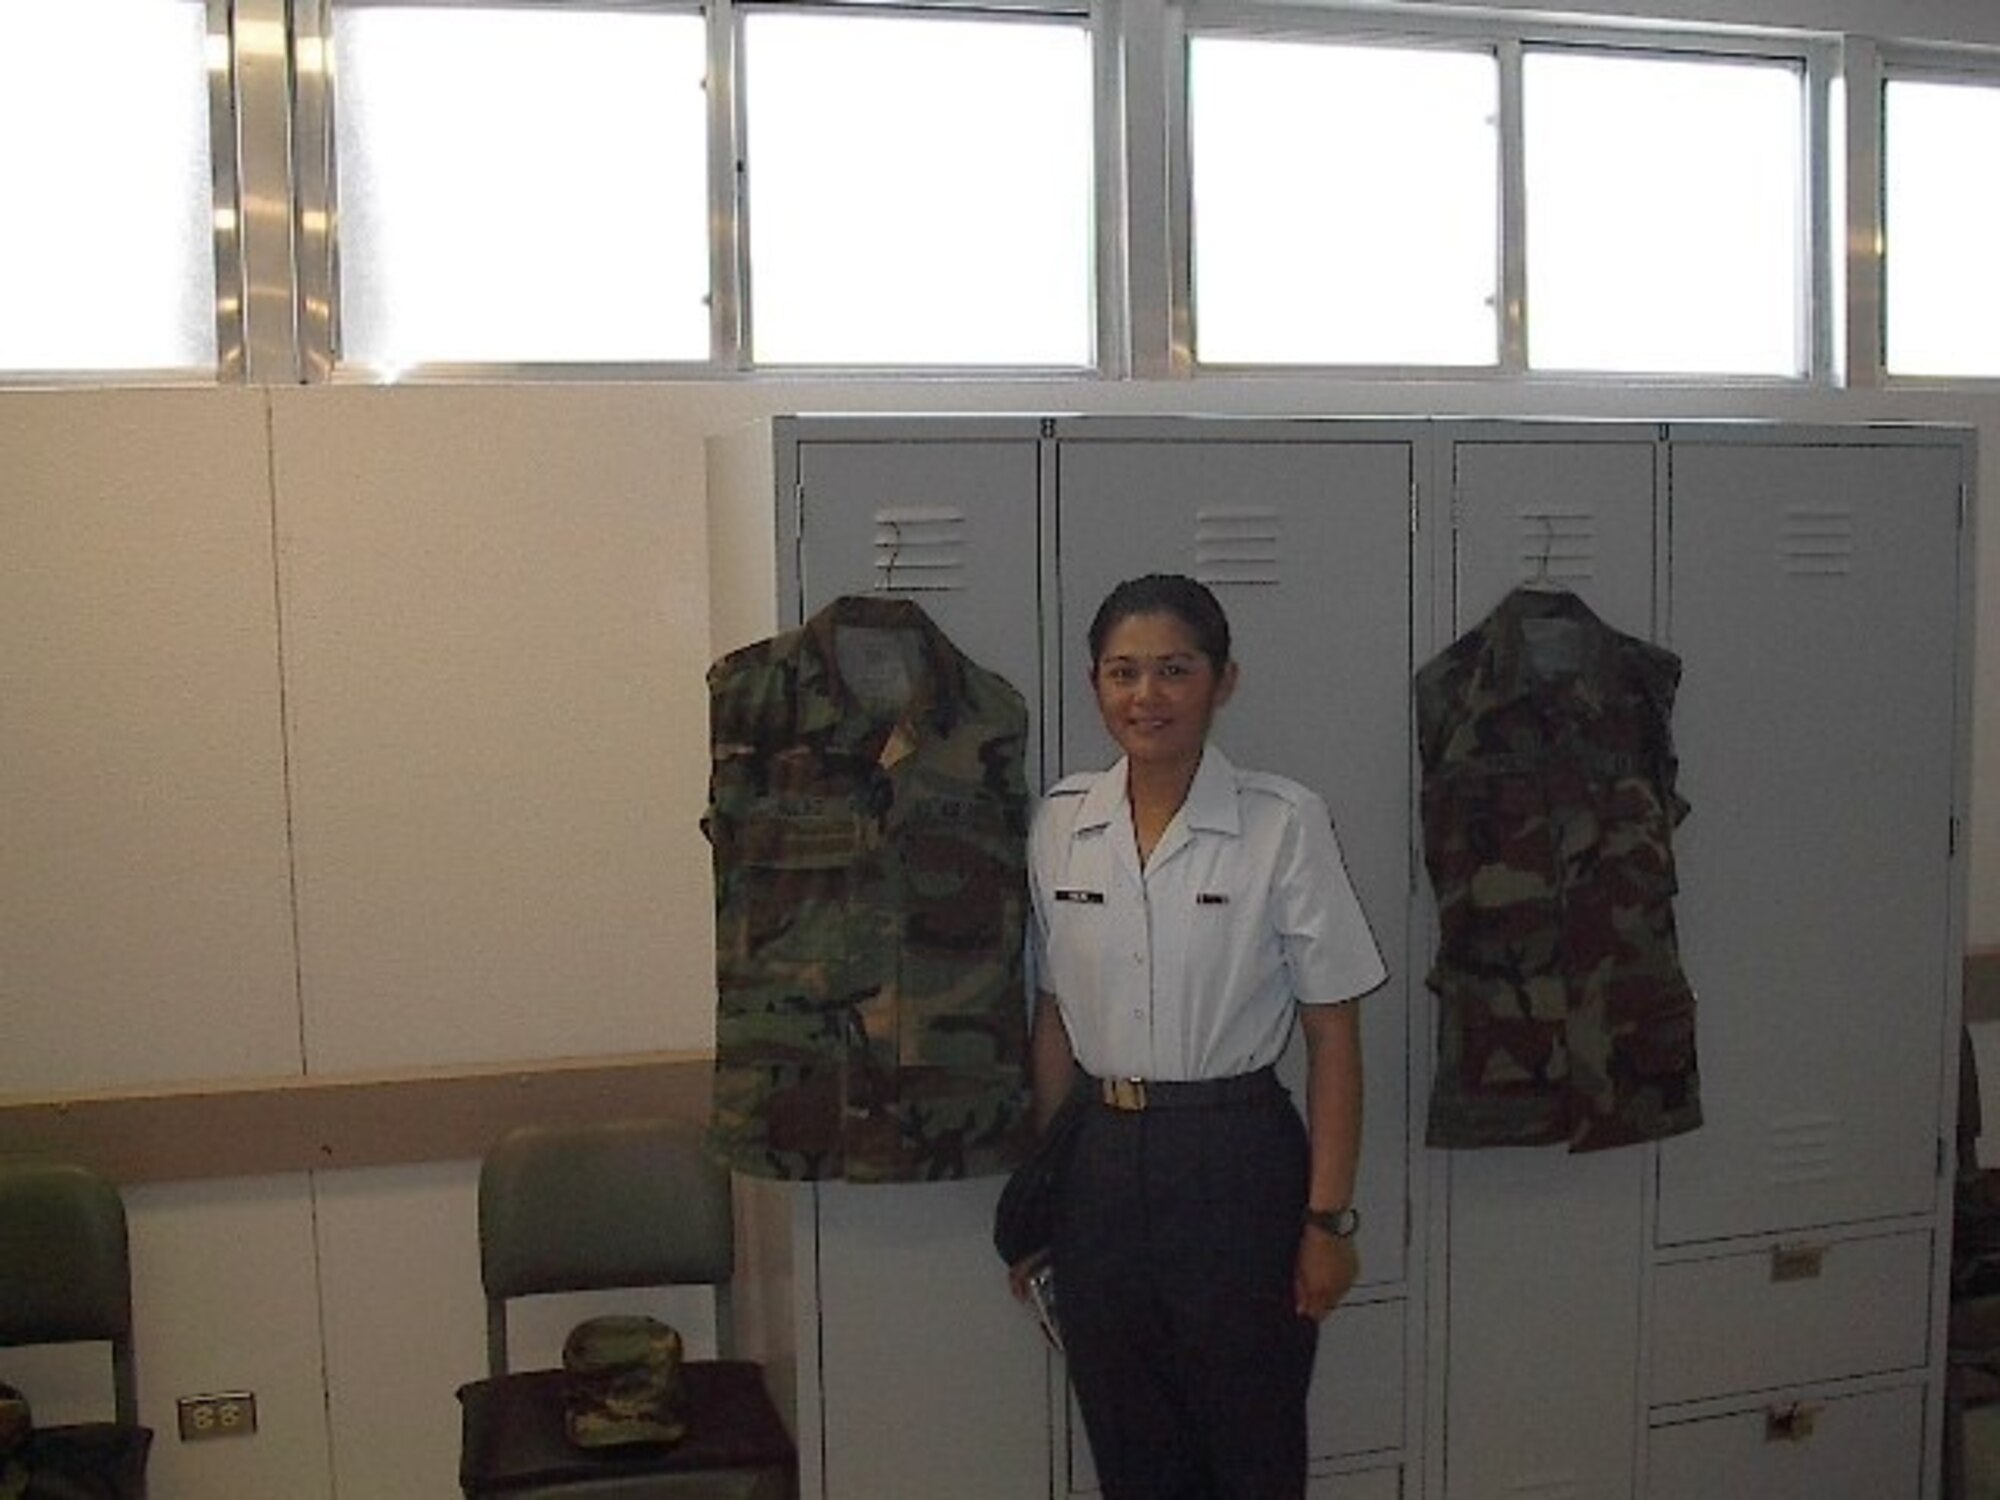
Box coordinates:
[1961,483,1970,530]
[1040,417,1057,439]
[1410,476,1421,537]
[1952,814,1961,859]
[792,477,806,540]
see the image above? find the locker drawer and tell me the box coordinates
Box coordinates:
[1307,1462,1401,1499]
[1650,1231,1932,1404]
[1309,1298,1406,1459]
[1646,1384,1924,1499]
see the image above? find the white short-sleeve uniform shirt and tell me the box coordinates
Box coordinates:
[1029,745,1387,1082]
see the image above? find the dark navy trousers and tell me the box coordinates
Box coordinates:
[1052,1089,1319,1500]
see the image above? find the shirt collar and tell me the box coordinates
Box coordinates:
[1071,745,1241,838]
[793,594,970,754]
[1472,585,1613,710]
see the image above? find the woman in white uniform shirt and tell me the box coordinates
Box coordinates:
[1026,574,1386,1500]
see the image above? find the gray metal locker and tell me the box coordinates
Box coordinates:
[710,413,1973,1500]
[1049,423,1421,1493]
[773,419,1056,1500]
[1644,430,1968,1499]
[1431,425,1664,1500]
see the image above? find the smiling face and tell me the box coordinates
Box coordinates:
[1090,609,1237,777]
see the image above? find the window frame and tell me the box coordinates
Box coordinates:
[19,1,2000,388]
[1171,3,1836,384]
[730,0,1104,374]
[0,0,240,384]
[1873,44,2000,387]
[290,0,1114,382]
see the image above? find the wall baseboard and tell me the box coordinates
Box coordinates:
[0,1051,711,1184]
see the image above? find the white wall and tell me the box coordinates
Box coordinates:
[2,373,1996,1499]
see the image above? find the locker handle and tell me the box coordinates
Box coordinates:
[1764,1403,1821,1443]
[1770,1243,1825,1282]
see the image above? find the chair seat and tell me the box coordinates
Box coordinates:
[457,1360,794,1499]
[15,1421,153,1499]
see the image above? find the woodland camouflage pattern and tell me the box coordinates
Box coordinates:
[704,596,1032,1182]
[563,1316,687,1449]
[1417,587,1702,1152]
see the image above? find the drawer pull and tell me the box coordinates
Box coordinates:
[1765,1403,1821,1443]
[1770,1243,1825,1282]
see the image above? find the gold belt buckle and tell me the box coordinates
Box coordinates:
[1102,1077,1148,1111]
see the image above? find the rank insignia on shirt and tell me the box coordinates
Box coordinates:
[1196,893,1230,905]
[1055,888,1104,904]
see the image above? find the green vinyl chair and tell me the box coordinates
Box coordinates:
[455,1118,795,1500]
[0,1158,152,1498]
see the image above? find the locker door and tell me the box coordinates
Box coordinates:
[785,430,1053,1500]
[1657,435,1963,1243]
[1436,430,1661,1500]
[1053,430,1417,1493]
[1053,430,1416,1288]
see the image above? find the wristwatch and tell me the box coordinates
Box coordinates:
[1303,1205,1360,1240]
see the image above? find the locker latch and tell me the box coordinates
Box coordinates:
[1764,1402,1821,1444]
[1770,1242,1825,1282]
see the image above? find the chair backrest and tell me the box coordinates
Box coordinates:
[478,1118,735,1376]
[0,1158,138,1425]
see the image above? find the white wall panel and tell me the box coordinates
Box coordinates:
[127,1176,334,1500]
[0,388,299,1091]
[269,387,714,1070]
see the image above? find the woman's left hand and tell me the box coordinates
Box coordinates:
[1293,1229,1359,1321]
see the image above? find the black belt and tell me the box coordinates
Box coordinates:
[1091,1066,1279,1113]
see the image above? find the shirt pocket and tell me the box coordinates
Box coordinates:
[719,793,868,977]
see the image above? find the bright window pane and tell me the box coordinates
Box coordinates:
[1188,37,1499,367]
[744,11,1094,367]
[0,0,215,374]
[1884,78,2000,377]
[1525,50,1804,376]
[333,6,709,368]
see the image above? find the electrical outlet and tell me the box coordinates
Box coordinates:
[176,1391,258,1442]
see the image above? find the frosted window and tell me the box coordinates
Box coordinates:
[332,6,709,369]
[1188,36,1500,367]
[743,10,1094,368]
[0,0,216,374]
[1884,77,2000,378]
[1525,49,1804,376]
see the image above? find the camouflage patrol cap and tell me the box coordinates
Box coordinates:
[561,1315,688,1449]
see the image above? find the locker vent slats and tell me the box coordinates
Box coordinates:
[1765,1113,1840,1185]
[1780,506,1856,576]
[1194,507,1282,586]
[1516,506,1597,584]
[871,506,966,593]
[1499,1474,1586,1498]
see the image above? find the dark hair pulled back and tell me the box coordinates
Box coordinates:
[1088,574,1233,675]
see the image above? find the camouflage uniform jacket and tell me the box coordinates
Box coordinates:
[704,595,1032,1182]
[1416,586,1702,1152]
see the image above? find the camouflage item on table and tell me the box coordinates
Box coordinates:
[1416,587,1702,1152]
[563,1315,688,1449]
[705,595,1033,1182]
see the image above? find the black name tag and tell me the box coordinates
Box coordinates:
[1055,888,1105,905]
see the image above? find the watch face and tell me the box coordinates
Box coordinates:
[1308,1207,1359,1238]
